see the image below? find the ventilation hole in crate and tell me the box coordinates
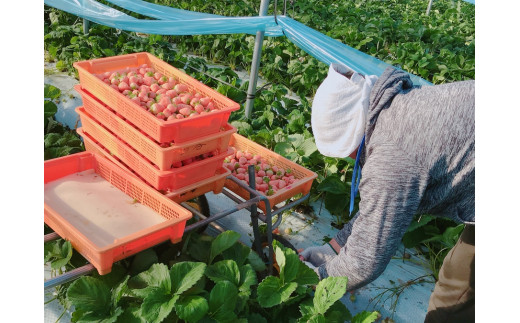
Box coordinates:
[142,193,160,214]
[110,172,127,193]
[97,163,111,182]
[161,205,180,220]
[126,183,143,202]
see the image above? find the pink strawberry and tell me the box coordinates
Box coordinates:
[179,107,192,116]
[199,97,211,107]
[162,109,172,118]
[159,96,170,106]
[118,82,130,92]
[194,104,205,113]
[150,83,160,92]
[174,84,189,93]
[166,104,177,113]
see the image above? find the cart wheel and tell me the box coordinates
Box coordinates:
[184,194,211,234]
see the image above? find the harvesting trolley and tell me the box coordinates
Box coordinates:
[44,150,317,290]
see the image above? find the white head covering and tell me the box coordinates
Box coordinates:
[311,63,378,158]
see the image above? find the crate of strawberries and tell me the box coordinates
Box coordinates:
[224,134,318,213]
[73,52,240,143]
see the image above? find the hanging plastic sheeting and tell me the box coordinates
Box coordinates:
[44,0,432,86]
[277,16,430,86]
[45,0,284,36]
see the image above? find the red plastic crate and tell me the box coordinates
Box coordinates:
[44,152,192,275]
[164,167,230,204]
[75,90,236,170]
[77,127,231,204]
[225,134,318,213]
[73,52,240,143]
[77,124,234,192]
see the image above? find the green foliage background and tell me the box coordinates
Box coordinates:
[44,0,474,275]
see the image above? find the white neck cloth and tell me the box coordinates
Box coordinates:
[311,63,378,158]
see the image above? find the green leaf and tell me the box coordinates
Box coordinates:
[351,310,379,323]
[313,277,348,314]
[51,239,73,269]
[324,300,352,323]
[298,313,326,323]
[67,276,111,314]
[208,281,238,322]
[116,306,144,323]
[275,246,286,278]
[278,247,300,284]
[187,234,213,263]
[44,83,61,99]
[231,121,253,136]
[299,298,315,317]
[247,313,268,323]
[112,275,130,308]
[129,263,171,297]
[140,290,178,323]
[205,260,240,286]
[406,215,435,233]
[44,100,58,119]
[170,262,207,295]
[221,242,251,266]
[317,176,349,195]
[78,307,123,323]
[209,230,241,264]
[174,295,209,323]
[287,133,305,148]
[300,138,318,156]
[293,258,319,286]
[274,141,294,157]
[247,250,267,272]
[256,276,298,308]
[263,110,275,127]
[238,264,257,292]
[103,48,115,56]
[324,192,349,216]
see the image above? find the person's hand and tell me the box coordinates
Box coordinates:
[298,242,338,267]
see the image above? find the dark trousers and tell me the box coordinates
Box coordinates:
[425,225,475,323]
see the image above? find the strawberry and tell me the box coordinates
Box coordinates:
[150,83,161,92]
[174,83,189,93]
[199,97,211,107]
[166,90,177,98]
[166,104,178,113]
[118,82,130,92]
[162,109,172,118]
[194,104,205,113]
[178,107,192,116]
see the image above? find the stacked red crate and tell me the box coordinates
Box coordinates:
[73,52,238,202]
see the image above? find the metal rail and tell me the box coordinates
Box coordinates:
[245,0,271,118]
[44,171,310,290]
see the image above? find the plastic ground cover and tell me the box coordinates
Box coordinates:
[44,0,433,86]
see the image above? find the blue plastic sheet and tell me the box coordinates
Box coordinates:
[44,0,432,85]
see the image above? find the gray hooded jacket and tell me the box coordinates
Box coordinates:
[318,67,475,291]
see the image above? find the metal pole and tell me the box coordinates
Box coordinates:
[83,19,90,34]
[426,0,434,15]
[245,0,271,118]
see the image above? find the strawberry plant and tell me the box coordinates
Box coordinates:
[44,84,84,160]
[45,0,471,286]
[52,230,378,322]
